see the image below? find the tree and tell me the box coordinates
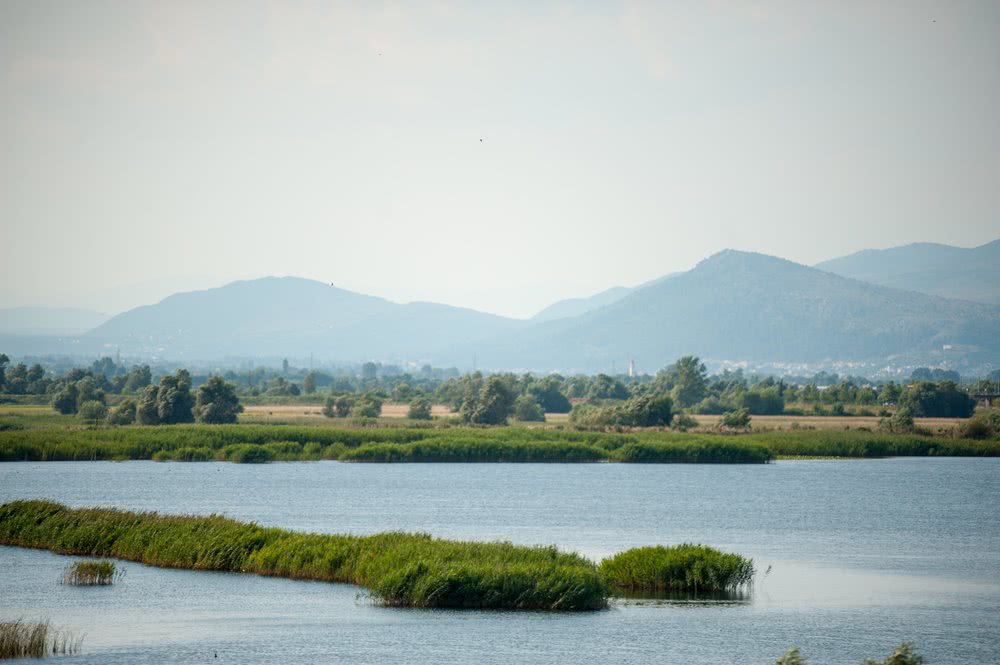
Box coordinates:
[123,365,152,393]
[617,394,672,427]
[514,395,545,422]
[352,394,383,418]
[587,374,628,400]
[303,372,317,394]
[669,356,708,408]
[52,383,80,415]
[361,362,378,381]
[136,385,160,425]
[528,377,571,413]
[78,400,108,425]
[156,370,195,424]
[899,381,975,418]
[0,353,8,390]
[462,376,516,425]
[334,395,355,418]
[194,376,244,424]
[109,398,137,425]
[407,396,433,420]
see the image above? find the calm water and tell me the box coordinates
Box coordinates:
[1,458,998,664]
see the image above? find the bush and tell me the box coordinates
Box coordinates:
[719,408,751,430]
[108,399,137,426]
[222,444,272,463]
[961,409,1000,439]
[671,412,699,431]
[879,408,915,434]
[899,381,975,418]
[78,401,107,425]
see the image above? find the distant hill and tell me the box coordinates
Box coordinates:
[0,307,109,336]
[531,286,633,322]
[815,240,1000,304]
[459,250,1000,372]
[531,273,680,322]
[85,276,524,361]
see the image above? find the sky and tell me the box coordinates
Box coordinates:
[1,1,998,319]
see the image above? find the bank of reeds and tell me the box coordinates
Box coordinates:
[0,500,607,611]
[0,423,996,464]
[598,544,755,593]
[0,620,79,659]
[62,560,120,586]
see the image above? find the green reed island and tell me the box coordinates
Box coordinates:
[0,501,755,611]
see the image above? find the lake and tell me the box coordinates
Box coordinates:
[1,458,998,664]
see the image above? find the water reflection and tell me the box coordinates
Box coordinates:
[610,588,751,607]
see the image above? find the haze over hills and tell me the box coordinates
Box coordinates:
[2,248,999,374]
[0,307,109,336]
[531,286,634,322]
[456,250,1000,372]
[86,277,525,362]
[815,240,1000,305]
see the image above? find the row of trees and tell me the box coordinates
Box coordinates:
[52,369,243,425]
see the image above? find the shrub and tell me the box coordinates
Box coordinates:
[222,444,273,463]
[671,412,699,431]
[719,408,751,430]
[78,400,107,425]
[961,409,1000,439]
[108,399,137,425]
[879,408,915,434]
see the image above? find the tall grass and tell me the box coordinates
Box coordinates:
[0,500,607,611]
[0,620,80,659]
[62,560,120,586]
[598,544,755,593]
[1,422,996,464]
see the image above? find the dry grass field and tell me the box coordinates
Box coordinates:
[240,403,455,423]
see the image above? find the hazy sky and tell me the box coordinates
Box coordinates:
[2,1,998,318]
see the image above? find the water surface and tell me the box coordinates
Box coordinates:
[1,458,998,664]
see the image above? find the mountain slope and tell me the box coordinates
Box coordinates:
[86,277,524,360]
[460,250,1000,372]
[532,286,633,322]
[815,239,1000,304]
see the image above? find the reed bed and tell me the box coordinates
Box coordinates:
[0,501,608,611]
[0,620,80,659]
[598,544,755,593]
[1,422,995,464]
[62,560,120,586]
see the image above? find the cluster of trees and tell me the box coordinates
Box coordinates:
[50,368,242,426]
[1,352,987,428]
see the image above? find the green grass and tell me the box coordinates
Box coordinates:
[598,544,755,593]
[0,619,80,659]
[0,416,996,464]
[0,500,608,611]
[62,560,120,585]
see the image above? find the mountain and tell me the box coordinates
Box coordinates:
[0,307,109,336]
[86,277,524,361]
[458,250,1000,372]
[815,240,1000,304]
[531,286,633,322]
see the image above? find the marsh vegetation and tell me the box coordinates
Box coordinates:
[0,620,80,660]
[62,560,120,586]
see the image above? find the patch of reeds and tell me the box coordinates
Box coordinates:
[0,501,607,611]
[62,560,121,586]
[598,544,755,594]
[2,422,994,464]
[0,619,80,659]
